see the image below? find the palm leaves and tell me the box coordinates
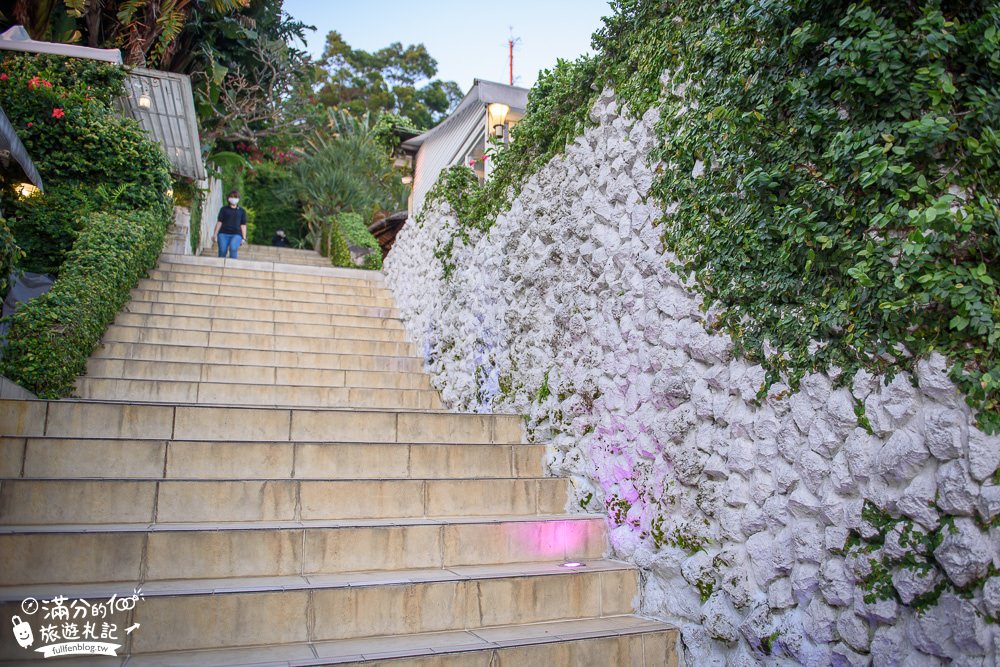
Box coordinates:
[284,108,407,246]
[4,0,251,66]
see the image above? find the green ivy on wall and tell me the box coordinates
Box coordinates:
[428,0,1000,433]
[424,56,600,276]
[602,0,1000,432]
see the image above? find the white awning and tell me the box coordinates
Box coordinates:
[0,26,122,64]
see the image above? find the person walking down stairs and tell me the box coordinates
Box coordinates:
[213,190,248,259]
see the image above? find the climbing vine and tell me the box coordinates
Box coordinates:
[429,0,1000,431]
[596,0,1000,431]
[846,500,997,618]
[424,56,599,276]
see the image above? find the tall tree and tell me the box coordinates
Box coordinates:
[0,0,250,66]
[161,0,320,146]
[318,31,462,130]
[0,0,315,147]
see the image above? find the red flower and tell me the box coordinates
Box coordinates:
[26,122,32,128]
[0,73,7,81]
[27,76,52,90]
[51,108,65,119]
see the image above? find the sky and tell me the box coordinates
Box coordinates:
[282,0,614,93]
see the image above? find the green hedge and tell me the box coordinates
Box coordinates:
[245,161,306,245]
[0,54,171,274]
[317,215,351,268]
[315,213,382,270]
[0,209,169,397]
[338,212,382,270]
[0,218,22,300]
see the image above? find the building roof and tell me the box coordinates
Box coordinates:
[0,25,122,63]
[369,210,409,255]
[401,79,529,153]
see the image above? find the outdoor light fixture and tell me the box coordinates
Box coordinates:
[14,182,39,198]
[560,562,586,568]
[137,92,152,110]
[487,102,510,140]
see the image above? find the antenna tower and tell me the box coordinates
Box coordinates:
[507,27,522,85]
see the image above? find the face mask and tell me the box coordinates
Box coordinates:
[228,197,240,205]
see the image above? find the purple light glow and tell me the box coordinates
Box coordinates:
[508,520,599,558]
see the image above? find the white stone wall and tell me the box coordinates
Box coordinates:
[385,90,1000,666]
[199,176,224,254]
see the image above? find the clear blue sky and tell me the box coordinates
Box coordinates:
[282,0,614,92]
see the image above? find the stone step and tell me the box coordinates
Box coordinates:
[157,258,385,288]
[129,287,400,318]
[0,400,524,444]
[0,477,568,524]
[200,243,330,256]
[0,564,638,654]
[140,565,639,653]
[146,268,395,299]
[123,299,405,329]
[85,359,433,390]
[0,516,606,585]
[91,342,426,373]
[148,266,393,293]
[2,437,545,480]
[101,324,418,356]
[197,246,333,266]
[113,312,410,343]
[225,252,331,265]
[119,617,678,667]
[134,279,397,308]
[74,377,444,410]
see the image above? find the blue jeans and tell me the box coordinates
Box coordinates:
[218,233,242,258]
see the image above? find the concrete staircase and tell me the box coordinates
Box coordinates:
[200,243,333,267]
[0,247,678,665]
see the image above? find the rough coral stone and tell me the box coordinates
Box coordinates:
[934,459,979,516]
[836,612,871,652]
[875,428,929,484]
[932,517,992,587]
[967,427,1000,482]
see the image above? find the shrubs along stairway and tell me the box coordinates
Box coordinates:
[0,246,678,665]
